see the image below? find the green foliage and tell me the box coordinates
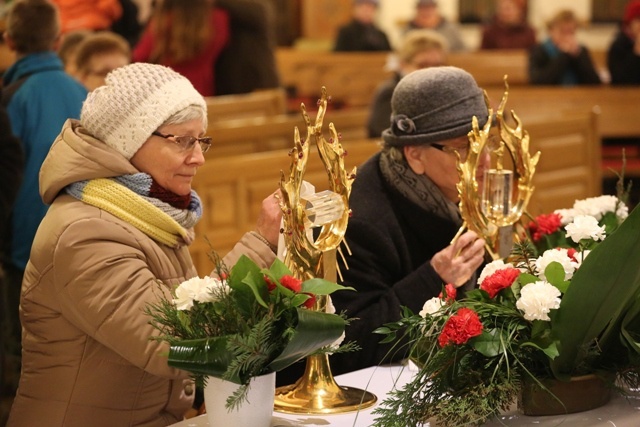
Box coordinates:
[372,291,539,427]
[146,254,355,409]
[373,201,640,426]
[551,205,640,377]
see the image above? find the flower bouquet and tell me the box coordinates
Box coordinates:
[145,254,354,411]
[372,195,640,427]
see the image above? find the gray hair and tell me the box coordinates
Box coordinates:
[381,144,406,161]
[161,104,208,130]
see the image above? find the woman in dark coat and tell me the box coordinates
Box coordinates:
[331,67,488,374]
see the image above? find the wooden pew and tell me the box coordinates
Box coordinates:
[206,108,369,157]
[190,111,600,275]
[525,110,601,215]
[205,88,287,123]
[448,50,529,86]
[275,49,532,108]
[484,86,640,139]
[483,86,640,177]
[275,49,392,108]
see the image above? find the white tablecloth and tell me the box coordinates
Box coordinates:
[169,365,640,427]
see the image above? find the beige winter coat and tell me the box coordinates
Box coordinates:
[7,120,275,427]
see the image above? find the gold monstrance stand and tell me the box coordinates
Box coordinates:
[273,88,377,414]
[454,78,541,259]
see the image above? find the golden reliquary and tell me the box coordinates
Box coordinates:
[454,78,541,259]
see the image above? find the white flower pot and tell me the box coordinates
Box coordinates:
[203,372,275,427]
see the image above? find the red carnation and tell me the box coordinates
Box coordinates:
[303,293,317,309]
[528,213,562,242]
[438,308,483,348]
[264,275,277,292]
[280,275,302,293]
[567,247,578,262]
[480,268,520,298]
[438,283,457,303]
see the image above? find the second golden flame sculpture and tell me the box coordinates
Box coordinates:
[455,78,541,259]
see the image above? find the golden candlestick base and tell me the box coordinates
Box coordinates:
[274,354,377,414]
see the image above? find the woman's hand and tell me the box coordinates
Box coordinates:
[255,190,283,248]
[430,230,486,287]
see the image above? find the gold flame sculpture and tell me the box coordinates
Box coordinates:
[273,88,377,414]
[454,78,541,259]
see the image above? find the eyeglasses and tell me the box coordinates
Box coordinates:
[430,142,470,161]
[152,131,212,153]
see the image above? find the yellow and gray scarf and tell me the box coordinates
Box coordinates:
[65,173,202,247]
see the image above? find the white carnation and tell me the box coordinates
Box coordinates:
[419,297,445,318]
[554,208,577,226]
[565,215,606,243]
[535,248,577,280]
[172,276,228,310]
[477,259,516,285]
[573,195,617,220]
[516,281,561,321]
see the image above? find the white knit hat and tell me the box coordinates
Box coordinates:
[80,63,206,159]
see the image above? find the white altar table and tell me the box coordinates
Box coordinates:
[169,365,640,427]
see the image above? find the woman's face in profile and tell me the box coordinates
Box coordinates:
[130,118,207,195]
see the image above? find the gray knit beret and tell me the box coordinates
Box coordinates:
[80,63,206,159]
[382,66,488,147]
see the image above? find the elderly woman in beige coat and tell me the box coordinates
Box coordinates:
[7,63,281,427]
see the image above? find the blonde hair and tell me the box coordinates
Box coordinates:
[74,32,131,74]
[545,9,582,30]
[397,29,448,64]
[58,30,91,67]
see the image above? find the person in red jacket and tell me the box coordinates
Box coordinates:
[133,0,230,96]
[608,0,640,85]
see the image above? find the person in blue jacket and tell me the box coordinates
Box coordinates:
[0,0,87,399]
[528,9,601,86]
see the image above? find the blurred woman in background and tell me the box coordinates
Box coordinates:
[133,0,229,96]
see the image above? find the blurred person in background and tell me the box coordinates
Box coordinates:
[367,29,448,138]
[529,9,601,86]
[214,0,280,95]
[608,0,640,85]
[73,31,131,90]
[1,0,87,403]
[57,29,91,76]
[334,0,391,52]
[133,0,229,96]
[0,104,24,427]
[404,0,466,52]
[51,0,122,34]
[480,0,536,50]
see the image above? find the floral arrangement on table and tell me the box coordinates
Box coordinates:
[145,254,355,410]
[372,194,640,427]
